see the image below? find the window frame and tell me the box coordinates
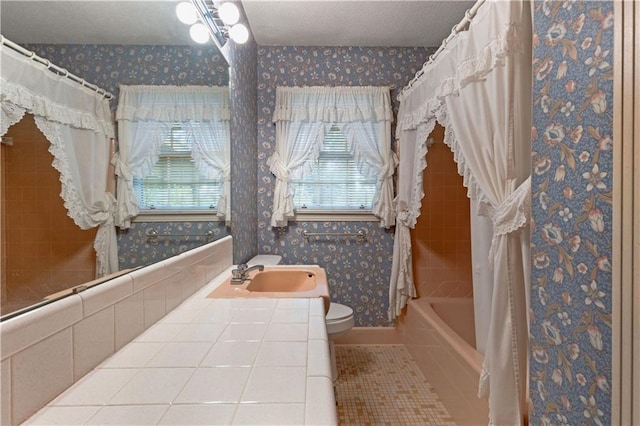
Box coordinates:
[289,124,382,222]
[132,123,224,223]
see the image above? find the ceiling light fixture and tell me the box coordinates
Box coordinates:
[218,2,240,26]
[176,2,198,25]
[181,0,251,48]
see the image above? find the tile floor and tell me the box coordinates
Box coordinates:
[335,345,456,426]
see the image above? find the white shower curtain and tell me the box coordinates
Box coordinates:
[0,43,118,276]
[392,1,532,424]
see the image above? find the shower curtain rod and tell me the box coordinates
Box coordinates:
[0,35,114,100]
[398,0,487,100]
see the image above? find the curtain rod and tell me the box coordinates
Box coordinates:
[398,0,487,100]
[0,34,114,100]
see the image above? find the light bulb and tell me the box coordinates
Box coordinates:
[176,2,198,25]
[190,23,210,44]
[229,23,249,44]
[218,2,240,25]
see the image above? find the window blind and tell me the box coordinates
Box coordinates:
[134,124,221,210]
[292,125,377,210]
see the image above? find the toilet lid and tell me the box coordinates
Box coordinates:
[326,303,353,321]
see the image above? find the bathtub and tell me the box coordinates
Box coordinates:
[399,297,488,425]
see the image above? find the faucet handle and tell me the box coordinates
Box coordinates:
[237,263,248,272]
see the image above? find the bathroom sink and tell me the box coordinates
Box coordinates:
[207,266,330,313]
[245,270,317,292]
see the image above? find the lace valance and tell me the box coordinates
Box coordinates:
[116,85,230,122]
[272,86,393,123]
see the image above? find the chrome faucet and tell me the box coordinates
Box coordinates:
[230,264,264,284]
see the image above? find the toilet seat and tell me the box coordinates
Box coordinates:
[325,303,355,336]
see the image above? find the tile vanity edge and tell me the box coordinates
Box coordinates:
[0,236,233,425]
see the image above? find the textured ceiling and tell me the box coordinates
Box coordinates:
[0,0,475,47]
[242,0,476,47]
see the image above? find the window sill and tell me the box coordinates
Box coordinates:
[293,210,379,222]
[132,210,222,223]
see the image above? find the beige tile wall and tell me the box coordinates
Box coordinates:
[1,115,97,314]
[411,124,473,299]
[0,236,233,425]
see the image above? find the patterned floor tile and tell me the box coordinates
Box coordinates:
[335,345,456,426]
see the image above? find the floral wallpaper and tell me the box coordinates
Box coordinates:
[25,44,229,108]
[228,27,259,264]
[529,1,614,425]
[25,44,231,267]
[256,46,433,326]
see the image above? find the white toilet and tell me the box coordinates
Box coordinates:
[326,302,355,382]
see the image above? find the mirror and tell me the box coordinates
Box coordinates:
[0,1,232,317]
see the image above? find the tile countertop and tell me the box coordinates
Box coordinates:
[23,267,338,426]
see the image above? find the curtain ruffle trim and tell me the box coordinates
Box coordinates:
[35,117,94,230]
[2,78,115,138]
[116,105,230,122]
[397,23,522,133]
[1,102,26,137]
[272,105,392,124]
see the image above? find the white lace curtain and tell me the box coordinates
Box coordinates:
[114,85,231,228]
[0,43,118,277]
[393,1,532,424]
[268,86,396,227]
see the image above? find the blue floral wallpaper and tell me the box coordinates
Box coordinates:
[529,1,614,424]
[228,26,259,264]
[256,46,433,326]
[25,44,231,268]
[25,44,229,108]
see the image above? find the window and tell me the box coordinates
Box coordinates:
[133,124,221,211]
[269,86,396,228]
[292,125,377,211]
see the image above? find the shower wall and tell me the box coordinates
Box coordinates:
[1,115,96,313]
[411,124,472,298]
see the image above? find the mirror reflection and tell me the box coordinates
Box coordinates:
[0,1,231,317]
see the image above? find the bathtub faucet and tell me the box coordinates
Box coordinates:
[231,264,264,284]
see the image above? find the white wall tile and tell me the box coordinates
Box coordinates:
[85,405,168,425]
[164,272,185,313]
[158,404,236,425]
[305,376,338,425]
[11,329,74,424]
[200,341,260,367]
[130,261,166,293]
[0,358,11,426]
[49,368,138,406]
[22,406,101,425]
[108,368,194,405]
[114,291,144,351]
[264,323,308,342]
[0,295,82,359]
[145,342,213,368]
[254,342,307,367]
[307,339,332,379]
[136,324,185,343]
[172,323,226,342]
[276,298,309,311]
[72,307,115,380]
[233,403,304,425]
[174,367,250,404]
[219,323,267,341]
[308,316,328,341]
[99,342,166,369]
[79,274,133,317]
[143,281,167,329]
[242,367,306,403]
